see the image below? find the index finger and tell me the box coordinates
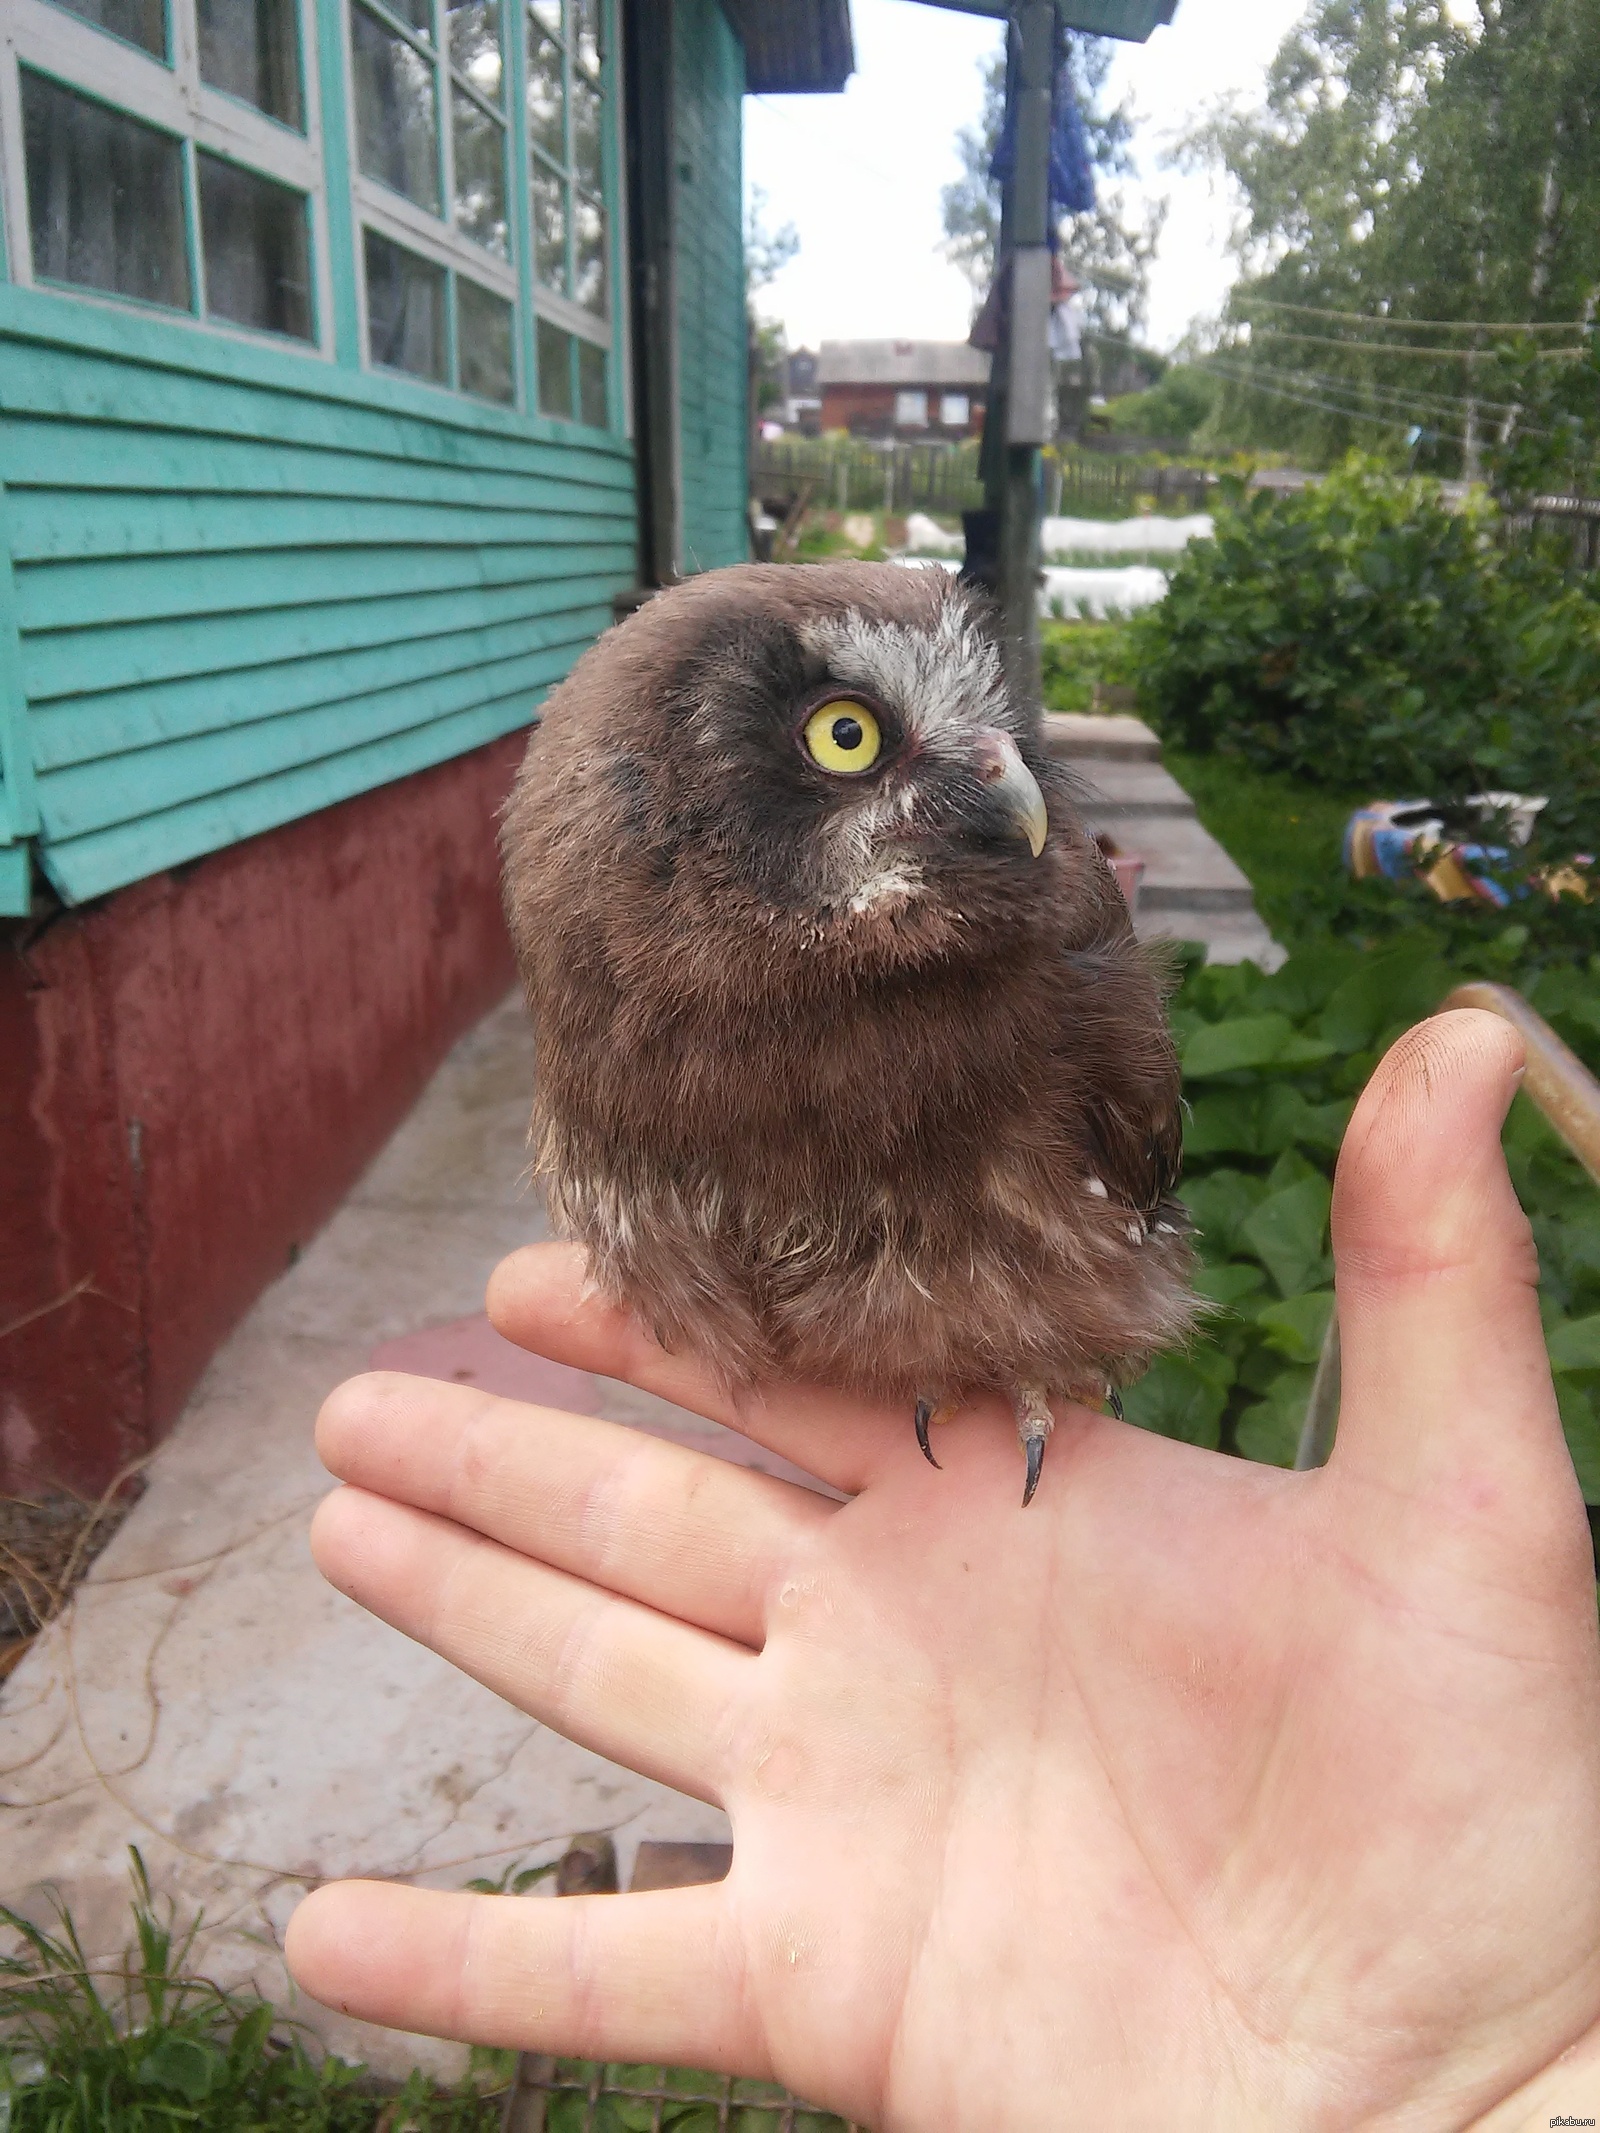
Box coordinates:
[486,1242,906,1494]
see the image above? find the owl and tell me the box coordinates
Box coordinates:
[501,562,1196,1504]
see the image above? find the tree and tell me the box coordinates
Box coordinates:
[941,37,1163,349]
[1189,0,1600,477]
[745,186,800,423]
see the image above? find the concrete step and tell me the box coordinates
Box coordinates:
[1067,758,1197,819]
[1042,711,1161,763]
[1080,809,1258,914]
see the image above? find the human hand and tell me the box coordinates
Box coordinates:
[286,1010,1600,2130]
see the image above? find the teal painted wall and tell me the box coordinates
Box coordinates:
[0,286,636,908]
[674,0,749,574]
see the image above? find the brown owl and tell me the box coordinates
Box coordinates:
[501,562,1197,1505]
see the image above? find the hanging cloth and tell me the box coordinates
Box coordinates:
[989,39,1097,221]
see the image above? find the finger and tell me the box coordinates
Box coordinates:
[317,1371,830,1649]
[311,1487,749,1804]
[486,1242,906,1493]
[1329,1008,1584,1559]
[285,1880,765,2074]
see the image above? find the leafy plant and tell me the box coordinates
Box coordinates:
[1130,459,1600,907]
[1122,937,1600,1491]
[0,1852,503,2130]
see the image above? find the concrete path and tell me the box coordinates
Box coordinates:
[1044,711,1282,968]
[0,994,774,2085]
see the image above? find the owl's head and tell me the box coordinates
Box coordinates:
[504,562,1115,997]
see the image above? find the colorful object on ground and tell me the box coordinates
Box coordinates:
[1345,796,1593,907]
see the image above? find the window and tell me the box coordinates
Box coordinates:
[526,0,608,423]
[894,390,928,429]
[350,0,522,402]
[939,392,970,428]
[11,0,322,344]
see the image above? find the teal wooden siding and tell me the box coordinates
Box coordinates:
[0,285,636,909]
[674,0,748,573]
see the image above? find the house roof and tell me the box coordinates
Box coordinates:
[818,340,992,388]
[724,0,855,92]
[909,0,1176,37]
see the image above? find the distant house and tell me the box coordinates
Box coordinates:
[0,0,850,1498]
[818,339,989,440]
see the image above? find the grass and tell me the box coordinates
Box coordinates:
[0,1859,853,2133]
[0,1852,509,2131]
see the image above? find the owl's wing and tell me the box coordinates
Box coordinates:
[1060,947,1186,1219]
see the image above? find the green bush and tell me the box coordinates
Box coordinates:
[1131,460,1600,870]
[1129,937,1600,1492]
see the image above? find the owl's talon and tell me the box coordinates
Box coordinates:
[1022,1434,1046,1507]
[1108,1386,1124,1421]
[914,1397,942,1470]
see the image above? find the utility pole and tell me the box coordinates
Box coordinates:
[971,2,1055,716]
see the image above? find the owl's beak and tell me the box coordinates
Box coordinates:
[973,730,1049,859]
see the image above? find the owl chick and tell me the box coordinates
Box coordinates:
[501,562,1197,1505]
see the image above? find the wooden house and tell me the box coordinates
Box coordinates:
[818,339,990,440]
[0,0,850,1495]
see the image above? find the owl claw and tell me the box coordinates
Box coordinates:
[914,1398,942,1470]
[1022,1434,1046,1507]
[1108,1386,1124,1421]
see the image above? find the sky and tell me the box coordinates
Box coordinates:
[742,0,1310,356]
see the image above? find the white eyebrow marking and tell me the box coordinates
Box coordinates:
[799,598,1007,744]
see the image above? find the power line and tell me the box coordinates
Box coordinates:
[1238,361,1522,424]
[1198,354,1557,444]
[1236,297,1590,336]
[1240,326,1589,362]
[1194,359,1426,435]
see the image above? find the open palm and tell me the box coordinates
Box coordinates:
[287,1011,1600,2129]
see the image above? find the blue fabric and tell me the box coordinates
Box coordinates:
[990,49,1097,221]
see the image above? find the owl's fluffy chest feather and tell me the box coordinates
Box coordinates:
[533,960,1194,1403]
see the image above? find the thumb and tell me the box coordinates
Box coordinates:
[1327,1008,1584,1566]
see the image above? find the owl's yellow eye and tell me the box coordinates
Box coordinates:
[802,700,882,775]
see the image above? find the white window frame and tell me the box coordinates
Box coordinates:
[939,391,970,429]
[894,389,929,430]
[522,0,612,423]
[0,0,336,354]
[345,0,519,399]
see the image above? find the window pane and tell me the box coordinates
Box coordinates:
[199,153,311,337]
[458,276,514,402]
[574,0,598,74]
[572,191,604,313]
[537,316,572,418]
[52,0,164,55]
[387,0,433,38]
[352,5,440,211]
[569,66,600,193]
[576,336,605,426]
[365,226,446,379]
[446,0,501,99]
[526,32,564,164]
[452,90,507,255]
[22,72,190,311]
[199,0,302,126]
[530,162,566,290]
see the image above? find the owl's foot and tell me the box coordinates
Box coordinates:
[914,1395,958,1470]
[1108,1385,1125,1421]
[1014,1386,1055,1508]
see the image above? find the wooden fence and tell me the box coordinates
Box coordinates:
[750,440,1216,521]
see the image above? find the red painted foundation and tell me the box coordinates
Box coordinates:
[0,733,527,1497]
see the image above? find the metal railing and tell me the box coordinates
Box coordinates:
[1295,983,1600,1470]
